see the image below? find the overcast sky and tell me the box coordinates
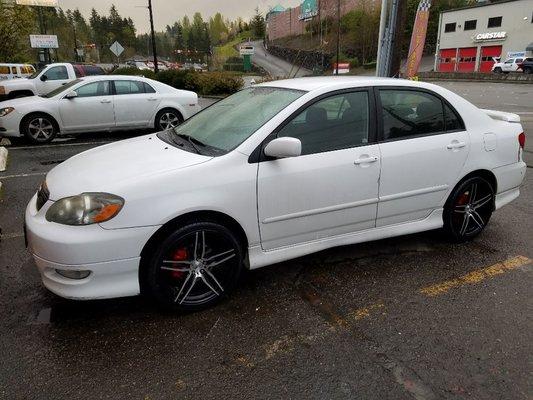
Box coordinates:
[57,0,301,33]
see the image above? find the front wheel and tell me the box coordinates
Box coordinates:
[493,67,502,74]
[144,222,244,312]
[444,177,495,242]
[21,113,57,144]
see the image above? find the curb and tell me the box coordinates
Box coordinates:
[0,146,7,172]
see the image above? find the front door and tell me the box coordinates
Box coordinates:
[59,80,115,132]
[35,65,70,95]
[257,90,381,250]
[376,88,470,226]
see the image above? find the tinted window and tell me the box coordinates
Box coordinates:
[445,22,456,33]
[488,16,502,28]
[75,81,111,97]
[46,66,68,80]
[144,82,156,93]
[444,103,464,131]
[82,65,105,76]
[464,19,477,30]
[114,80,146,95]
[379,90,445,140]
[0,66,9,74]
[278,91,370,155]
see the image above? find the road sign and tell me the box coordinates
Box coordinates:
[333,63,350,74]
[109,41,124,57]
[239,45,255,56]
[29,34,58,49]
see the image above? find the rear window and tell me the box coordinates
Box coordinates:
[81,65,105,76]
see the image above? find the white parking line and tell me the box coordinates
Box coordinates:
[0,172,46,180]
[9,141,112,150]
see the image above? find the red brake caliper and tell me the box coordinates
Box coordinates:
[170,248,188,279]
[457,192,469,206]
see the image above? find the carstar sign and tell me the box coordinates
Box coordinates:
[474,31,507,42]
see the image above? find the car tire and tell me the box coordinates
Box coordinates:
[443,176,495,242]
[155,108,183,131]
[21,113,58,145]
[524,67,532,74]
[144,221,244,312]
[493,67,502,74]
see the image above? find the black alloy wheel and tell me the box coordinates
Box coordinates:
[22,113,57,144]
[145,222,243,312]
[444,177,495,242]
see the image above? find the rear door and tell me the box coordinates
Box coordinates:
[112,80,161,128]
[376,88,469,226]
[59,80,115,132]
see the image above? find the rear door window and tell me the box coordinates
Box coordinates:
[114,80,146,95]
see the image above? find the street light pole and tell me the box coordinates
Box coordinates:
[335,0,340,75]
[148,0,159,73]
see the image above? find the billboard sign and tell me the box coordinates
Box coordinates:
[239,45,255,56]
[29,34,58,49]
[299,0,318,20]
[405,0,432,78]
[16,0,58,6]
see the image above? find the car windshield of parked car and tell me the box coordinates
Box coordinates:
[27,68,42,79]
[170,86,305,154]
[41,79,83,98]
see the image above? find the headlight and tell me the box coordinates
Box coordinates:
[46,193,124,225]
[0,107,14,117]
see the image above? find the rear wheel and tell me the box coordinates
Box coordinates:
[21,113,57,144]
[493,67,502,74]
[155,108,183,131]
[524,67,532,74]
[144,221,243,312]
[444,177,495,242]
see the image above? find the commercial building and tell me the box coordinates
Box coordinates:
[435,0,533,73]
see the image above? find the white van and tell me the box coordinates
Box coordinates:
[0,64,36,80]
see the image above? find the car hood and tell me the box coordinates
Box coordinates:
[0,77,32,90]
[0,94,49,108]
[46,133,213,199]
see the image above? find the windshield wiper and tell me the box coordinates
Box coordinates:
[174,133,206,154]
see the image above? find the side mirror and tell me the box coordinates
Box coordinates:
[264,137,302,159]
[65,91,78,99]
[40,74,48,82]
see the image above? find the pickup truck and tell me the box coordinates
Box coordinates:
[517,58,533,74]
[0,62,105,101]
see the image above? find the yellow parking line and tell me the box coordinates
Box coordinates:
[420,255,531,297]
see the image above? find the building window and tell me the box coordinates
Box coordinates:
[445,22,456,33]
[464,19,477,30]
[487,16,502,28]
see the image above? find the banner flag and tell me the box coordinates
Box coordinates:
[405,0,432,78]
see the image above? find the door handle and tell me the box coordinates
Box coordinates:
[446,141,466,150]
[100,99,112,104]
[354,156,378,165]
[147,97,158,101]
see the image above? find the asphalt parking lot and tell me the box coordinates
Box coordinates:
[0,83,532,400]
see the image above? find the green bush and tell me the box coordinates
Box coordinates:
[111,67,156,79]
[363,61,377,70]
[155,69,190,89]
[184,72,244,96]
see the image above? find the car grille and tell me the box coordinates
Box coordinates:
[36,182,50,211]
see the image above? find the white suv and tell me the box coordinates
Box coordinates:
[492,57,524,73]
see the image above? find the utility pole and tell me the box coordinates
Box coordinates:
[148,0,159,73]
[335,0,341,75]
[375,0,406,77]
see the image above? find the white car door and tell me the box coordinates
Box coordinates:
[376,88,470,227]
[257,90,381,250]
[35,65,71,95]
[112,80,161,128]
[59,80,115,132]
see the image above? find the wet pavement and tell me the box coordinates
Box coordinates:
[0,85,532,399]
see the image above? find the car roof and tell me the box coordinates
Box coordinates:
[79,75,149,82]
[258,76,442,92]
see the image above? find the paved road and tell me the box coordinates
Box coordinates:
[251,40,312,78]
[0,83,531,399]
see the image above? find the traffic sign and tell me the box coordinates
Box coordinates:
[109,41,124,57]
[239,45,255,56]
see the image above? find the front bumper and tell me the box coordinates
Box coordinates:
[25,193,161,300]
[0,110,23,138]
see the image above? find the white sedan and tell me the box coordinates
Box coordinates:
[0,75,200,144]
[25,77,526,312]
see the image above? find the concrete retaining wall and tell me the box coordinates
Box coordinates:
[418,71,533,83]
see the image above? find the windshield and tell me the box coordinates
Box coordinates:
[170,87,305,154]
[42,79,83,98]
[28,67,42,79]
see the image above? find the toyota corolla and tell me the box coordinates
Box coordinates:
[25,77,527,312]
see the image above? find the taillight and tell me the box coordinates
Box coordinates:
[518,132,525,149]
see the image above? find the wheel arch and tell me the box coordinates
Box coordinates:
[153,106,185,129]
[19,111,61,134]
[138,209,249,293]
[445,169,497,209]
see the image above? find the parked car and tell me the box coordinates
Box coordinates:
[517,58,533,74]
[0,62,105,101]
[25,77,526,311]
[491,57,525,73]
[125,60,152,71]
[0,75,199,144]
[0,63,36,80]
